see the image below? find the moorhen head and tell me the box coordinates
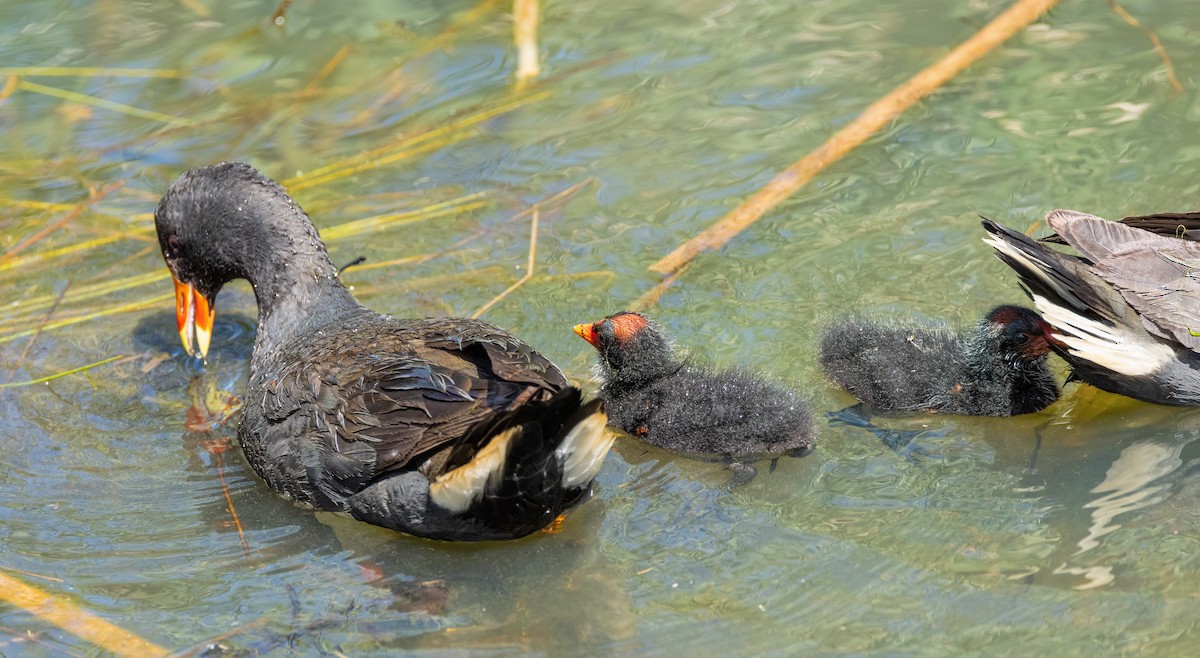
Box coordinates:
[574,311,816,483]
[819,304,1060,416]
[984,211,1200,406]
[154,162,614,541]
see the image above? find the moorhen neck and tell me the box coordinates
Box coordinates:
[819,305,1060,416]
[984,211,1200,406]
[574,311,815,483]
[155,162,614,541]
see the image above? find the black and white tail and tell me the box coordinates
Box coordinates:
[981,218,1173,379]
[429,395,612,514]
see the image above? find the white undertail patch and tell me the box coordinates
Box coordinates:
[429,426,519,513]
[555,410,614,489]
[1032,293,1173,377]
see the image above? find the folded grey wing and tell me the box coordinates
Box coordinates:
[1042,210,1200,244]
[1091,245,1200,352]
[1045,209,1191,262]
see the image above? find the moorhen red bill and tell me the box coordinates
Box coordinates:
[574,311,815,484]
[984,210,1200,406]
[155,162,614,541]
[819,305,1059,416]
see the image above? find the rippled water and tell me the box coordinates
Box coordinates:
[2,0,1200,655]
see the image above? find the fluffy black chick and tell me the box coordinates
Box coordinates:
[575,311,815,483]
[819,305,1059,416]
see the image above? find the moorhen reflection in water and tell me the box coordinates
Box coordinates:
[154,162,614,541]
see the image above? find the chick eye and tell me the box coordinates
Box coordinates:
[598,321,615,343]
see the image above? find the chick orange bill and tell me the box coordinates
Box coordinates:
[573,323,601,349]
[173,276,214,359]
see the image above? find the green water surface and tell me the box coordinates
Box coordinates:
[2,0,1199,655]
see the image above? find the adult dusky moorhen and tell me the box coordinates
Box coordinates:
[155,162,614,541]
[574,311,815,484]
[820,305,1060,416]
[984,210,1200,406]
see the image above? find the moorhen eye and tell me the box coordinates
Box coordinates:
[164,234,183,259]
[153,162,614,541]
[820,304,1058,416]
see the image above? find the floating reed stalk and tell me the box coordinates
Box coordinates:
[1107,0,1184,92]
[0,573,167,657]
[3,181,124,260]
[0,355,125,388]
[286,90,551,191]
[513,0,540,83]
[0,67,184,79]
[0,295,172,345]
[648,0,1061,276]
[15,80,195,126]
[472,207,539,318]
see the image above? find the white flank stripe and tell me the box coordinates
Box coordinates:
[429,426,519,513]
[556,411,615,489]
[1032,294,1173,377]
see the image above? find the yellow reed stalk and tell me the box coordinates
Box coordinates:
[648,0,1061,275]
[430,0,502,48]
[0,199,78,212]
[631,264,691,312]
[0,565,62,583]
[349,0,502,126]
[341,248,476,273]
[16,80,196,126]
[305,45,353,92]
[352,267,507,300]
[4,181,124,260]
[0,355,124,388]
[0,67,184,79]
[0,572,166,656]
[284,90,551,191]
[321,194,488,241]
[1,271,168,319]
[513,0,540,83]
[0,230,153,274]
[472,207,539,318]
[0,294,172,345]
[6,283,69,379]
[0,75,16,102]
[179,0,211,18]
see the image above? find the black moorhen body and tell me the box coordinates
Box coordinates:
[820,305,1059,416]
[983,210,1200,406]
[155,162,613,541]
[574,311,815,483]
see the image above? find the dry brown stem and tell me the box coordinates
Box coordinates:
[1107,0,1184,93]
[648,0,1061,276]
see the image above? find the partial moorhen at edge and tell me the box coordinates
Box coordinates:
[1042,210,1200,243]
[819,305,1060,416]
[574,311,815,483]
[983,210,1200,406]
[155,162,614,541]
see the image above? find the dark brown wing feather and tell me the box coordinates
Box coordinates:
[243,316,570,509]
